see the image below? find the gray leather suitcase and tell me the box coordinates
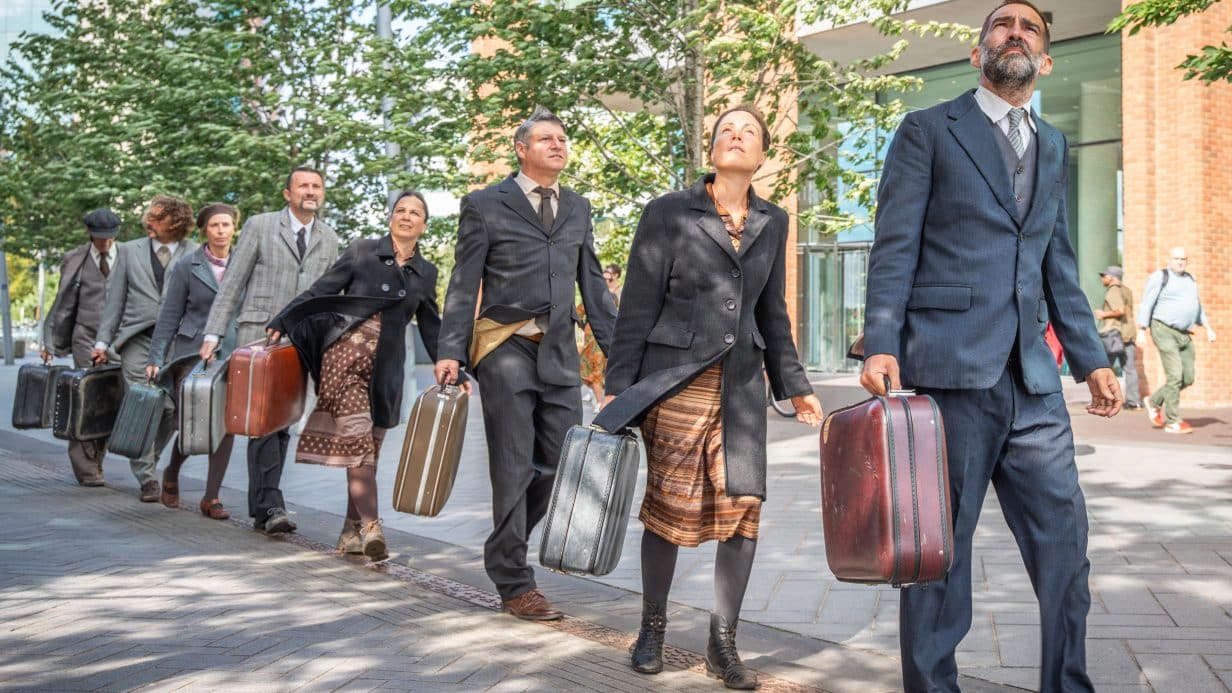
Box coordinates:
[52,365,125,441]
[13,364,68,429]
[539,425,640,576]
[391,385,468,517]
[179,358,228,456]
[108,382,167,459]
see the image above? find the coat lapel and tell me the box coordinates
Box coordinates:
[689,178,739,263]
[277,209,300,259]
[190,252,218,292]
[738,195,772,257]
[136,239,159,290]
[497,175,546,234]
[1020,118,1063,232]
[947,91,1020,228]
[552,191,575,236]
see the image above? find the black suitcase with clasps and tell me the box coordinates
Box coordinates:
[13,364,69,429]
[52,365,125,441]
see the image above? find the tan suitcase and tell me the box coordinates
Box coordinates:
[392,385,468,517]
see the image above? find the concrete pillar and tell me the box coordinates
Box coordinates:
[1075,80,1121,306]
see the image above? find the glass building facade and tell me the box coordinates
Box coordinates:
[798,34,1123,372]
[1,1,54,62]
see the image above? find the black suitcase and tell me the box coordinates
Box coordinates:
[539,425,641,576]
[52,365,125,441]
[13,364,69,429]
[108,382,167,459]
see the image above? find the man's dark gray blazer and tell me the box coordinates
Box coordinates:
[863,89,1105,693]
[438,172,615,602]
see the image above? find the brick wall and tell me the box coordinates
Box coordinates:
[1120,0,1232,407]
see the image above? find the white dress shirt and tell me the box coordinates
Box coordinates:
[974,86,1036,150]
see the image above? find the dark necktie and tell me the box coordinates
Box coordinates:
[533,187,555,231]
[98,252,110,277]
[296,228,307,261]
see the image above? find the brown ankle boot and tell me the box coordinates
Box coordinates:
[336,520,362,554]
[360,520,388,561]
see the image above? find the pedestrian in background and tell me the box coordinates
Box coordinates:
[603,263,623,303]
[1094,265,1138,409]
[605,105,822,689]
[40,209,121,487]
[145,203,241,519]
[1138,246,1217,434]
[199,167,340,534]
[94,195,197,502]
[268,191,445,562]
[858,2,1121,690]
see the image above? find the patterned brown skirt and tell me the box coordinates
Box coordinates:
[296,315,387,468]
[639,364,761,547]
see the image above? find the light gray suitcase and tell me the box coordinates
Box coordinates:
[539,425,641,576]
[391,385,468,517]
[179,358,228,456]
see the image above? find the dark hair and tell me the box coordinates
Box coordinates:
[390,190,429,221]
[514,108,566,153]
[603,264,621,278]
[284,165,324,191]
[196,203,240,230]
[979,0,1051,51]
[144,195,195,241]
[708,105,772,156]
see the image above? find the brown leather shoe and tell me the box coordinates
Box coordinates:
[139,480,160,503]
[160,479,179,508]
[502,589,563,621]
[199,498,230,520]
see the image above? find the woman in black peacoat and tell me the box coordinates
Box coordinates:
[268,191,444,562]
[604,106,823,688]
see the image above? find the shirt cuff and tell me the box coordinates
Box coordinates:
[93,341,108,352]
[203,334,220,345]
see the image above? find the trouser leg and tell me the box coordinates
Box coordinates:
[901,371,1013,693]
[1150,325,1185,424]
[993,381,1093,693]
[1122,343,1139,403]
[204,434,235,501]
[118,335,168,485]
[247,428,289,519]
[68,438,106,483]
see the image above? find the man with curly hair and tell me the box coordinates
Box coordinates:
[94,195,198,502]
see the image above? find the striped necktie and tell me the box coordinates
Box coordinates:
[1007,108,1026,159]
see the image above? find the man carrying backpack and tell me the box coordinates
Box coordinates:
[1094,265,1138,409]
[1138,247,1217,434]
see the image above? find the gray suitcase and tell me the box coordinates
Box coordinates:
[52,365,125,441]
[179,358,228,456]
[13,364,69,429]
[391,385,468,517]
[539,425,641,576]
[108,382,167,459]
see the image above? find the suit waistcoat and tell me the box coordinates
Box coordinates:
[148,241,166,292]
[76,254,107,333]
[991,120,1038,220]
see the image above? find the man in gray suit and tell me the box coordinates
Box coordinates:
[200,166,339,534]
[859,2,1122,690]
[435,110,616,621]
[41,209,121,486]
[93,195,197,502]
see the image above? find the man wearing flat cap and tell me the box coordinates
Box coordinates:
[41,208,121,486]
[1095,265,1139,409]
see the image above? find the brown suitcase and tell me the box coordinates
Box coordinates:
[391,385,468,516]
[819,385,954,586]
[224,340,307,438]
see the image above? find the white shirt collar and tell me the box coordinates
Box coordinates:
[514,171,560,198]
[974,86,1037,132]
[287,208,313,236]
[89,244,116,262]
[151,239,180,254]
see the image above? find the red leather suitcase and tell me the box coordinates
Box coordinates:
[224,340,306,438]
[819,386,954,586]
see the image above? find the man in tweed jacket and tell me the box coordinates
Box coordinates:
[200,167,339,534]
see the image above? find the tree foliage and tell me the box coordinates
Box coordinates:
[1109,0,1232,83]
[0,0,447,260]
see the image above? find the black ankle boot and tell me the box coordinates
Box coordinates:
[705,613,757,689]
[630,599,667,674]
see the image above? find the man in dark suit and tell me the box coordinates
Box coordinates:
[41,209,121,486]
[199,167,340,534]
[435,109,616,620]
[859,3,1122,691]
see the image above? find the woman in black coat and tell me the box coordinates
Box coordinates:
[603,106,823,689]
[146,203,240,520]
[268,191,442,562]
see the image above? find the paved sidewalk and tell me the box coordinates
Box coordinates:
[3,360,1231,691]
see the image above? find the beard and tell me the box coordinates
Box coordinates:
[980,39,1041,91]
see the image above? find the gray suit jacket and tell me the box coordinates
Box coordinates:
[203,208,339,348]
[863,89,1106,392]
[41,243,94,356]
[147,247,239,367]
[97,237,197,353]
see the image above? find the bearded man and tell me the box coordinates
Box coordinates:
[858,2,1121,691]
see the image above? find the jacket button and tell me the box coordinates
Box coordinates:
[397,289,406,297]
[551,272,558,278]
[551,303,557,309]
[385,259,394,266]
[549,240,555,246]
[381,284,390,292]
[725,299,736,310]
[1016,165,1025,174]
[730,268,741,278]
[723,333,735,344]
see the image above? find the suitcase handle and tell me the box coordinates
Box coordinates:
[882,375,916,398]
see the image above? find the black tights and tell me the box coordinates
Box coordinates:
[345,466,378,524]
[640,528,758,623]
[163,434,234,501]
